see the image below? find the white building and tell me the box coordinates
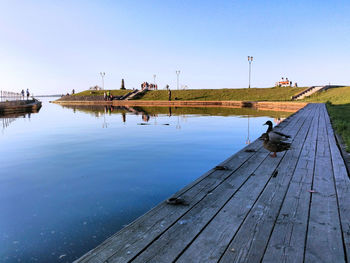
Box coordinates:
[89,85,103,91]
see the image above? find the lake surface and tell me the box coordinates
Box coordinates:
[0,98,292,263]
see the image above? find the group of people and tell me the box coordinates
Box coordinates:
[103,90,114,101]
[275,77,298,87]
[21,89,30,100]
[141,82,158,90]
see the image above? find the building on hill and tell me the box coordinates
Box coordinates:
[275,77,292,87]
[89,85,103,91]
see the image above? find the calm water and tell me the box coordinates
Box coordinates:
[0,99,291,263]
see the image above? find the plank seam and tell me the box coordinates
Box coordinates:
[302,105,321,263]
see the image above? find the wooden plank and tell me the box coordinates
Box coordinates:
[304,104,345,263]
[261,104,320,262]
[324,105,350,262]
[122,106,314,263]
[216,104,318,263]
[74,105,310,263]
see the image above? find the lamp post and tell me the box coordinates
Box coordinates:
[153,74,156,85]
[100,72,106,90]
[175,70,180,90]
[247,56,253,88]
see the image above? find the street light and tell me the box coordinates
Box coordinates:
[100,72,106,90]
[153,74,156,85]
[175,70,180,90]
[247,56,253,88]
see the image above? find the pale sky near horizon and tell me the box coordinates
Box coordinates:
[1,0,349,95]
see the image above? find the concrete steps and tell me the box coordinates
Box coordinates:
[292,86,325,100]
[120,88,148,100]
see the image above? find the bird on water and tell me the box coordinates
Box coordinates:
[263,120,291,142]
[261,133,291,158]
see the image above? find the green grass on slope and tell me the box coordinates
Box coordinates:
[326,102,350,152]
[73,89,131,96]
[303,86,350,151]
[303,86,350,104]
[136,87,308,101]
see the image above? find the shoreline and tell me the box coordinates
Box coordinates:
[52,100,307,112]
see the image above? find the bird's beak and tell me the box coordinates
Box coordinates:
[263,123,267,126]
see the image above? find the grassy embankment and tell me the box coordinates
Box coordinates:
[73,90,132,96]
[302,86,350,151]
[136,87,307,101]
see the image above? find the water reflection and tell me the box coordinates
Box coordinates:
[60,104,290,147]
[61,105,292,126]
[1,111,39,133]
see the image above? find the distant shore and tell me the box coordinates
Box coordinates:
[52,100,307,112]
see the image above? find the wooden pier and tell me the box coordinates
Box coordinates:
[0,99,42,114]
[75,103,350,263]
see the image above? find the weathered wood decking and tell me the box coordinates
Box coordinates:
[75,103,350,263]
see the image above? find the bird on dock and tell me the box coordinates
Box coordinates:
[263,120,291,143]
[261,133,291,158]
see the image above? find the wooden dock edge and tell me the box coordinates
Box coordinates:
[0,99,42,114]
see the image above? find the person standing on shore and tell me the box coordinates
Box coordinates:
[72,89,75,95]
[21,89,24,100]
[167,86,171,101]
[26,89,30,100]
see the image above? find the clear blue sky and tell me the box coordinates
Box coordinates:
[1,0,349,94]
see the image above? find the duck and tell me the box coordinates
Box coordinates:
[263,120,291,143]
[261,132,291,158]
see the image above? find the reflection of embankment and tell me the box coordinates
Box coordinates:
[59,104,295,119]
[1,112,36,132]
[131,106,294,118]
[60,105,140,117]
[53,100,306,112]
[111,100,306,112]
